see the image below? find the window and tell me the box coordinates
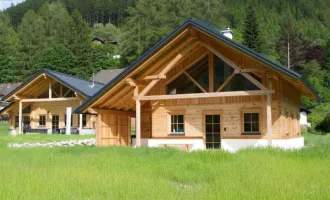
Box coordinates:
[83,114,87,127]
[15,116,19,128]
[78,114,87,127]
[170,115,184,134]
[205,114,221,149]
[39,115,46,126]
[242,112,260,135]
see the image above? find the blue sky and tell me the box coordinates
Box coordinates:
[0,0,25,11]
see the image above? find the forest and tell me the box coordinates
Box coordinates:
[1,0,330,131]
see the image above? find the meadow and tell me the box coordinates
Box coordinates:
[0,122,329,199]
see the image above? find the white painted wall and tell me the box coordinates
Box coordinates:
[300,111,311,127]
[221,137,304,153]
[132,138,204,151]
[132,137,305,153]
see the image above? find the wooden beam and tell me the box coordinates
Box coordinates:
[209,51,214,92]
[216,73,235,92]
[234,69,261,74]
[135,99,141,147]
[126,78,146,87]
[49,80,52,99]
[135,90,274,101]
[267,73,273,146]
[183,71,207,93]
[144,75,166,80]
[139,41,198,97]
[18,100,22,134]
[60,84,63,97]
[21,97,80,103]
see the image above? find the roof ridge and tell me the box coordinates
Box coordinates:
[44,69,104,86]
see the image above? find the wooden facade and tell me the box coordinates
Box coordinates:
[77,19,318,150]
[1,71,98,134]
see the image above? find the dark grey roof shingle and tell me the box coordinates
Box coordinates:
[92,69,125,84]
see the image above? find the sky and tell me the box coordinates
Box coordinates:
[0,0,25,11]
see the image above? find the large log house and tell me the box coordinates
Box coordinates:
[75,19,319,152]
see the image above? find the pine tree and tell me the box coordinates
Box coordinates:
[17,10,46,78]
[243,5,262,52]
[0,13,19,83]
[276,17,305,69]
[69,10,92,78]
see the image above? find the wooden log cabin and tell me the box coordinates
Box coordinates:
[75,19,319,152]
[0,69,104,134]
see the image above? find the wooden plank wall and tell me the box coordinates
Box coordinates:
[150,101,282,139]
[97,112,131,146]
[278,79,301,137]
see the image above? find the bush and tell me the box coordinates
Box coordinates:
[316,112,330,132]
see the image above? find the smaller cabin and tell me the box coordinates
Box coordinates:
[0,69,104,135]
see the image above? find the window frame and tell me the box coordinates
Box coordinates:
[39,115,46,126]
[240,109,262,135]
[167,112,185,135]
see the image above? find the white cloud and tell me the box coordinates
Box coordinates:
[0,0,26,11]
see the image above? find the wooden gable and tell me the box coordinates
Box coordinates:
[81,21,318,113]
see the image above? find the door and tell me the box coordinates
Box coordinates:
[52,115,59,133]
[205,114,221,149]
[23,116,30,126]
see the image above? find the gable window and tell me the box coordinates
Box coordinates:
[170,114,184,134]
[39,115,46,126]
[241,110,261,135]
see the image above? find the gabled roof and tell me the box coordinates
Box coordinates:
[93,69,125,84]
[75,18,320,113]
[92,37,105,44]
[2,69,104,101]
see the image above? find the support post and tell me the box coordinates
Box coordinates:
[266,73,273,146]
[66,107,72,135]
[135,100,141,147]
[18,100,22,134]
[79,114,83,135]
[49,80,52,99]
[79,101,83,135]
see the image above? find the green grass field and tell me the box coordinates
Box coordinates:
[0,122,329,199]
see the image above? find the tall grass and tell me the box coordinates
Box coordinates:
[0,123,329,199]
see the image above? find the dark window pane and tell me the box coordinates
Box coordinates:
[171,124,176,132]
[206,143,213,149]
[177,124,184,132]
[244,113,251,122]
[214,55,234,90]
[252,113,259,121]
[206,115,212,123]
[213,115,220,123]
[206,124,213,134]
[214,134,221,142]
[214,124,220,133]
[167,56,208,94]
[252,122,259,132]
[244,123,251,132]
[206,135,213,142]
[213,143,220,149]
[173,115,177,123]
[178,115,184,123]
[186,55,209,92]
[223,74,260,91]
